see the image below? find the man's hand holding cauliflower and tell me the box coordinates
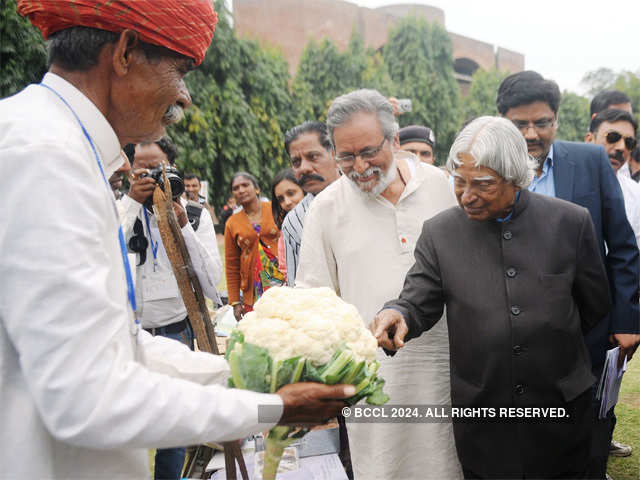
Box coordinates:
[225,286,389,479]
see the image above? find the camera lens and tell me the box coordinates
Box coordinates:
[169,175,184,198]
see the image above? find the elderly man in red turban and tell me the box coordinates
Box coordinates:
[0,2,352,478]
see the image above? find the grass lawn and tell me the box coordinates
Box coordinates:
[608,356,640,480]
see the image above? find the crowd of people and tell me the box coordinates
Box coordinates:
[2,1,639,480]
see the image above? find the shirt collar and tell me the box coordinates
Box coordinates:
[539,144,554,175]
[42,73,122,178]
[495,190,521,223]
[618,162,632,178]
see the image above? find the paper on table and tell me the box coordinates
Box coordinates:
[299,454,349,480]
[596,347,628,419]
[209,453,347,480]
[296,427,340,458]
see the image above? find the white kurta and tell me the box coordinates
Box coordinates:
[297,162,463,480]
[118,195,223,327]
[0,73,282,479]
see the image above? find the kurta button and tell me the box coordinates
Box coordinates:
[515,384,525,395]
[513,345,522,355]
[506,267,517,278]
[510,305,521,316]
[503,231,513,240]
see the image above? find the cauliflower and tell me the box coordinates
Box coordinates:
[225,287,389,480]
[238,286,377,365]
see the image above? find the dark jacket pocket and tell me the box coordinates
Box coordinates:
[540,272,573,301]
[556,366,596,403]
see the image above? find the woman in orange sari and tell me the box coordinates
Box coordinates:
[224,172,284,320]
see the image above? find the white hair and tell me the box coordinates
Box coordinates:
[446,116,536,189]
[326,89,398,147]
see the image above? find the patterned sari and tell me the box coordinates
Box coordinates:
[249,224,285,308]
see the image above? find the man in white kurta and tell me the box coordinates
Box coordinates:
[296,89,462,480]
[0,71,283,480]
[0,5,352,477]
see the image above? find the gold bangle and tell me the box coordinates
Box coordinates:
[231,301,241,306]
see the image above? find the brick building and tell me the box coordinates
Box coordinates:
[233,0,524,95]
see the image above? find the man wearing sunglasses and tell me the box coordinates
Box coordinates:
[585,107,640,258]
[584,109,640,245]
[585,108,640,463]
[586,109,638,168]
[585,109,640,248]
[590,91,640,186]
[498,71,640,479]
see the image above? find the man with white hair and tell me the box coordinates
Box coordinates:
[297,89,462,479]
[373,116,611,479]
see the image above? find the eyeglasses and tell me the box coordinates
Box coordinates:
[336,137,387,167]
[511,118,555,132]
[453,176,504,194]
[605,131,637,151]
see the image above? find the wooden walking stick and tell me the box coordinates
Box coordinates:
[152,166,248,480]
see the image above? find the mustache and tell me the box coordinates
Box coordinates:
[609,151,625,162]
[348,167,382,180]
[526,140,544,148]
[300,173,325,185]
[162,104,184,124]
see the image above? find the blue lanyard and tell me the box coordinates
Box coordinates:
[142,205,159,270]
[40,83,138,319]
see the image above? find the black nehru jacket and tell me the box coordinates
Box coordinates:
[385,190,610,478]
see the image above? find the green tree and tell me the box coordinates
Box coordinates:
[461,68,508,122]
[613,70,640,115]
[556,92,590,142]
[0,0,47,98]
[289,77,315,126]
[581,68,640,116]
[581,67,617,97]
[169,1,294,209]
[383,15,460,163]
[344,31,396,96]
[294,37,351,120]
[360,50,396,95]
[293,29,396,122]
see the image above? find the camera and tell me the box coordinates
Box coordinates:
[140,165,185,209]
[397,98,412,113]
[185,200,204,231]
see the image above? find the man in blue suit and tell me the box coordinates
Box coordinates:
[497,71,640,479]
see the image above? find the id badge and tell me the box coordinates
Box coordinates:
[142,271,180,301]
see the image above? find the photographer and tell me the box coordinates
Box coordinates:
[184,173,219,226]
[117,136,222,480]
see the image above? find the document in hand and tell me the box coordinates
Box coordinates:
[595,347,628,419]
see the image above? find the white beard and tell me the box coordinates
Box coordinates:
[347,156,397,198]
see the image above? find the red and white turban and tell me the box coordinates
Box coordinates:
[17,0,218,65]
